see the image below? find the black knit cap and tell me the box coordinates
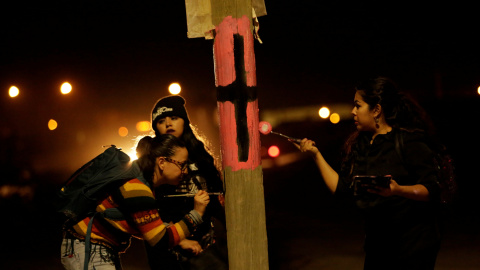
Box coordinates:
[151,95,190,129]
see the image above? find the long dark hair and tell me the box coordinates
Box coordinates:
[343,77,434,162]
[136,134,186,184]
[154,121,224,192]
[355,77,432,131]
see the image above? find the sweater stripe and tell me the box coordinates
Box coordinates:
[68,178,198,252]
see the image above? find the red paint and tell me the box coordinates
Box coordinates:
[214,16,236,87]
[218,100,261,171]
[214,15,256,87]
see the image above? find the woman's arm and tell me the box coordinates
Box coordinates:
[294,139,339,194]
[393,183,430,201]
[370,179,430,201]
[120,180,210,248]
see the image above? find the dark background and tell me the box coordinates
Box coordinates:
[1,1,479,269]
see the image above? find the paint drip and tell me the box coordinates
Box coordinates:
[259,121,272,135]
[258,121,303,143]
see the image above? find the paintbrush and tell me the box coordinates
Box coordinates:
[258,121,302,143]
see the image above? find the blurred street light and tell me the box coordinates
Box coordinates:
[119,127,128,137]
[9,86,19,98]
[319,107,330,119]
[169,83,181,95]
[136,121,151,132]
[127,149,138,161]
[60,82,72,94]
[48,119,58,130]
[330,113,340,124]
[268,145,280,158]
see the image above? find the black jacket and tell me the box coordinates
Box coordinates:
[337,128,442,259]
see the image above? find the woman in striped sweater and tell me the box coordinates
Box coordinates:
[60,134,210,270]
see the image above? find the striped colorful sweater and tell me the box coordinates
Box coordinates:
[67,178,199,252]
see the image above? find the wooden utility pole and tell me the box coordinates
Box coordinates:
[211,1,268,269]
[185,1,269,269]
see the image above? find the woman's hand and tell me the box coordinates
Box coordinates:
[369,180,430,201]
[292,138,319,156]
[193,190,210,216]
[218,193,225,208]
[368,179,399,197]
[293,138,339,194]
[178,239,203,255]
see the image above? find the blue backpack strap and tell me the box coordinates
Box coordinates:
[83,209,126,270]
[80,162,143,270]
[84,212,99,270]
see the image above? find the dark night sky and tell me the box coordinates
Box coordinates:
[1,1,479,176]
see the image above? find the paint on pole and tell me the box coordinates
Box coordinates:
[215,15,260,171]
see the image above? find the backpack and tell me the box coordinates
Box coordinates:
[56,145,139,225]
[394,131,457,205]
[56,145,142,270]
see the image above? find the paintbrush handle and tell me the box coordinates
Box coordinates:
[271,131,302,143]
[163,192,224,198]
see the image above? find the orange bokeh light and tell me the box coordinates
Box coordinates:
[268,145,280,158]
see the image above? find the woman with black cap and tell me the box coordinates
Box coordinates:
[146,95,227,270]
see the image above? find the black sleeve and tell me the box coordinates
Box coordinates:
[404,140,441,201]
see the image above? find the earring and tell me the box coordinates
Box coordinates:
[374,117,379,128]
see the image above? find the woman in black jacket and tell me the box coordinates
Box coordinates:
[295,77,443,270]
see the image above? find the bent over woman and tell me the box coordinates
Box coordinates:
[60,134,210,270]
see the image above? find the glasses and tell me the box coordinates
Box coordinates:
[164,157,188,172]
